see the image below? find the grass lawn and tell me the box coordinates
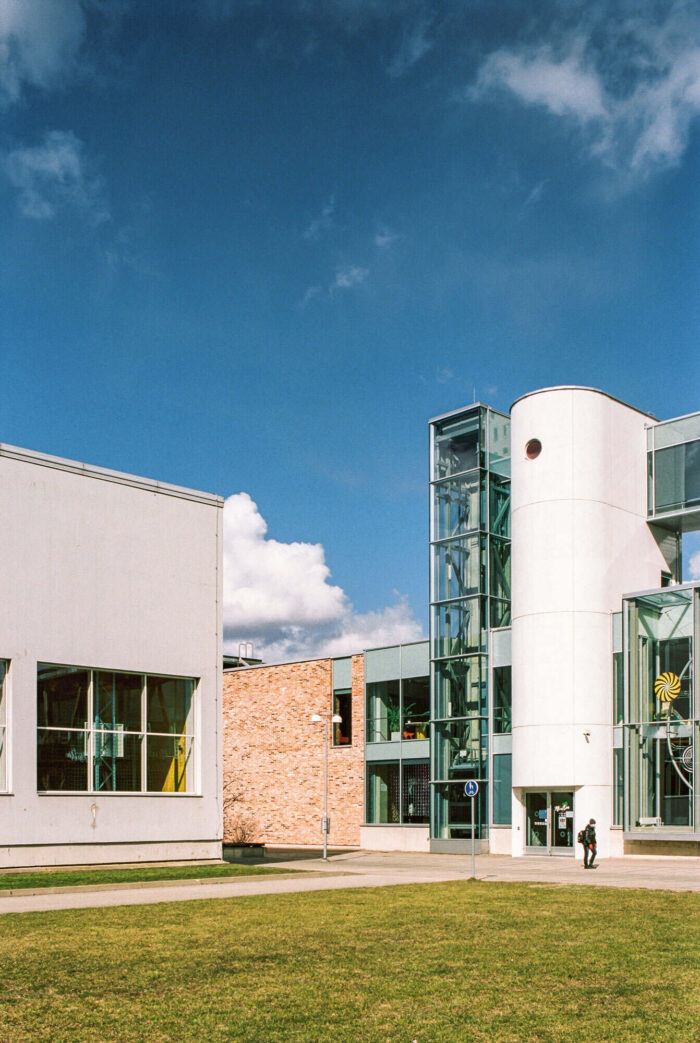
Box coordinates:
[1,881,698,1042]
[0,862,293,892]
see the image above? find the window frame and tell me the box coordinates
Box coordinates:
[36,663,199,795]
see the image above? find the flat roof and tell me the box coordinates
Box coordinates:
[0,441,224,507]
[429,402,509,425]
[510,385,658,420]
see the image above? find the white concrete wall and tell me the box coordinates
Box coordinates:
[360,826,430,852]
[488,828,512,855]
[0,445,223,867]
[510,388,668,857]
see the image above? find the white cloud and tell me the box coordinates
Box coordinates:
[302,195,335,240]
[688,550,700,581]
[223,492,424,661]
[466,5,700,180]
[332,264,369,290]
[4,130,109,225]
[299,284,322,307]
[0,0,86,105]
[471,45,606,121]
[374,226,399,247]
[387,18,433,79]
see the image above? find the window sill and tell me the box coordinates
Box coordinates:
[38,791,202,797]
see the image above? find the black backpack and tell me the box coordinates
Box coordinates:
[577,829,586,844]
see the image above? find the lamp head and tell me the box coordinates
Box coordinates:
[331,714,343,724]
[310,714,322,723]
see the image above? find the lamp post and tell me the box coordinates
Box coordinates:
[311,710,342,860]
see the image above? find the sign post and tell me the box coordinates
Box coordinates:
[464,780,479,879]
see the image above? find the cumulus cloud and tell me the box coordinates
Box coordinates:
[0,0,87,105]
[466,3,700,179]
[223,492,424,661]
[4,130,109,224]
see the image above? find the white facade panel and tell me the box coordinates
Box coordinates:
[510,388,668,858]
[0,446,223,867]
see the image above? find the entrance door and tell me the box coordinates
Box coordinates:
[525,791,574,855]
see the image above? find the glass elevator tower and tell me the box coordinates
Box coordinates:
[429,405,511,846]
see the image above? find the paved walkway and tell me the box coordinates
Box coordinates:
[0,851,697,916]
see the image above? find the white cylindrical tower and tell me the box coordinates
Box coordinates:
[510,387,669,857]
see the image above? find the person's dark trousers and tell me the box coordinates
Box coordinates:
[582,844,589,868]
[588,845,597,868]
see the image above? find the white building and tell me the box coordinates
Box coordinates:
[429,387,699,858]
[0,442,223,868]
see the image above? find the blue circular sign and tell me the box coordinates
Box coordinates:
[464,780,479,798]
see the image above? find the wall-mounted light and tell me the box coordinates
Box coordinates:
[583,731,591,744]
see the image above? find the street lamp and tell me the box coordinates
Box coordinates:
[311,710,342,860]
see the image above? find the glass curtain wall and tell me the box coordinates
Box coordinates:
[624,586,698,834]
[0,660,7,792]
[430,406,510,840]
[647,412,700,522]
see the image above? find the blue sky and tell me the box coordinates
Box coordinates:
[1,1,699,658]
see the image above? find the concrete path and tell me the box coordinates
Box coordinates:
[0,851,697,916]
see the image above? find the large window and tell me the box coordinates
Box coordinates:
[625,587,696,832]
[366,676,429,743]
[493,666,512,734]
[0,660,7,792]
[366,761,429,825]
[37,665,196,794]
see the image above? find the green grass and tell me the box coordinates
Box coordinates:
[1,881,698,1041]
[0,862,292,892]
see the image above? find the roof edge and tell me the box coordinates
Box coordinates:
[510,386,658,420]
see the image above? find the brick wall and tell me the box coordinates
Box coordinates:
[222,654,365,847]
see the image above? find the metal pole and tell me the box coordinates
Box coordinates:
[471,796,475,879]
[323,714,328,861]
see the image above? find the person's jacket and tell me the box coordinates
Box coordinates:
[584,824,597,846]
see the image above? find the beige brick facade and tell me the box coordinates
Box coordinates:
[222,654,365,847]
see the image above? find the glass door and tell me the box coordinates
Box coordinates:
[525,791,574,854]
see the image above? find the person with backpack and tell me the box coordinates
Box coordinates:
[581,818,597,868]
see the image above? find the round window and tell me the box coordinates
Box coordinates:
[525,438,542,460]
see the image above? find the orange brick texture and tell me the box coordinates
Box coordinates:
[222,655,365,847]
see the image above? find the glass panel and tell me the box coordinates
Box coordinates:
[628,592,692,723]
[613,747,624,826]
[487,410,510,478]
[489,474,510,537]
[332,690,352,746]
[433,411,483,480]
[551,792,574,848]
[37,665,89,729]
[490,598,511,628]
[402,762,429,823]
[526,791,548,847]
[489,538,511,602]
[94,671,142,731]
[37,729,89,791]
[432,473,484,540]
[434,718,487,781]
[653,413,700,450]
[93,731,142,792]
[493,666,512,733]
[434,656,487,719]
[432,597,486,659]
[628,724,692,829]
[0,660,5,727]
[613,652,624,725]
[146,677,194,734]
[401,676,430,739]
[492,753,511,824]
[367,762,399,824]
[432,534,485,602]
[654,440,700,512]
[146,734,193,792]
[434,782,487,839]
[366,680,400,742]
[0,726,5,793]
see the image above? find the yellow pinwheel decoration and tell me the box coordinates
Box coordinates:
[654,671,681,703]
